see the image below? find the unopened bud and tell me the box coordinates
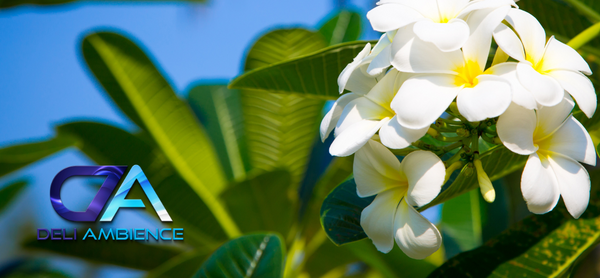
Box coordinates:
[474,159,495,203]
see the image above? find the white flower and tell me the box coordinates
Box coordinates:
[390,6,513,129]
[493,9,596,116]
[367,0,515,52]
[355,140,445,259]
[328,70,429,157]
[497,96,597,218]
[337,43,385,95]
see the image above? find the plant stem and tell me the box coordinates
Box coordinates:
[568,21,600,50]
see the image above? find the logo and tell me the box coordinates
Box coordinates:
[50,165,171,222]
[38,165,183,241]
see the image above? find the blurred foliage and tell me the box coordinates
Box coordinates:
[0,180,28,215]
[194,233,285,278]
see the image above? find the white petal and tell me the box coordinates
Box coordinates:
[338,43,373,94]
[320,93,361,142]
[462,6,510,66]
[402,150,446,207]
[365,69,399,106]
[534,96,575,140]
[505,9,547,64]
[354,140,405,197]
[486,62,536,109]
[367,3,424,32]
[546,70,597,118]
[516,62,564,107]
[539,116,597,166]
[392,74,461,129]
[540,37,592,75]
[456,75,512,122]
[335,98,390,136]
[521,153,561,214]
[394,200,442,259]
[361,188,404,253]
[548,155,590,219]
[413,19,470,52]
[457,0,516,18]
[493,24,526,62]
[391,25,464,74]
[381,0,439,19]
[497,103,538,155]
[380,116,429,149]
[368,43,393,76]
[330,119,387,157]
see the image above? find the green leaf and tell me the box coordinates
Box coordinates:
[420,146,527,211]
[56,121,157,170]
[0,136,75,178]
[147,250,211,278]
[24,239,182,271]
[0,180,27,215]
[194,233,285,278]
[244,28,327,72]
[81,31,240,237]
[187,84,251,181]
[320,178,373,246]
[0,0,205,9]
[319,10,362,45]
[428,170,600,278]
[440,190,485,254]
[241,28,327,185]
[230,41,373,99]
[221,170,294,235]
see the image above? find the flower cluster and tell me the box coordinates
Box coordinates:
[322,0,597,259]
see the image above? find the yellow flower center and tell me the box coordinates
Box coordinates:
[454,60,483,88]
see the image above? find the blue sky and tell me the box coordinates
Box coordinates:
[0,1,440,276]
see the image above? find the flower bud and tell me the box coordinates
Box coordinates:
[474,159,495,203]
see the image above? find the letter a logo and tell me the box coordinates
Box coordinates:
[50,165,172,222]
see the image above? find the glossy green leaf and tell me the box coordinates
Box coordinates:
[147,250,211,278]
[24,239,182,271]
[0,0,205,9]
[244,28,327,72]
[221,170,294,235]
[194,233,285,278]
[320,178,373,245]
[428,171,600,278]
[0,136,75,178]
[231,41,373,99]
[440,190,485,255]
[187,84,251,181]
[0,180,27,215]
[319,10,362,45]
[241,28,326,185]
[81,31,239,237]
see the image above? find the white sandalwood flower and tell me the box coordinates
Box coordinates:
[390,6,513,129]
[493,9,596,116]
[497,96,597,218]
[328,70,429,157]
[355,140,445,259]
[367,0,515,52]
